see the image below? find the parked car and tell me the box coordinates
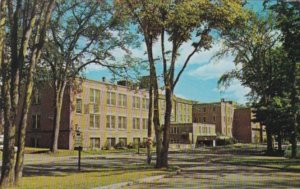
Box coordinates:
[284,145,300,158]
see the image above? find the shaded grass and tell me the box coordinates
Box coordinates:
[24,147,150,157]
[9,168,166,189]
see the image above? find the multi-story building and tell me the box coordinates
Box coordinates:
[192,99,235,138]
[233,108,265,143]
[26,78,194,150]
[169,123,216,147]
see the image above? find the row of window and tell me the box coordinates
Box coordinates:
[31,114,149,130]
[76,90,150,113]
[200,126,214,134]
[90,114,148,130]
[90,137,148,149]
[201,107,216,112]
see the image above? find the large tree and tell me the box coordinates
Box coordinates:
[117,0,246,168]
[0,0,55,187]
[266,0,300,158]
[218,12,295,155]
[41,0,134,153]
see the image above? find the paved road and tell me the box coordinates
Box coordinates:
[128,149,300,189]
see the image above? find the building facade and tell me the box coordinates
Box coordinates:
[233,108,265,143]
[26,78,194,150]
[192,99,235,138]
[169,123,216,146]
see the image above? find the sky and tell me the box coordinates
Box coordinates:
[84,0,264,105]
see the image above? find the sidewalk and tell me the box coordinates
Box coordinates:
[92,175,167,189]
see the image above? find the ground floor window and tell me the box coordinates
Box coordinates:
[133,137,140,146]
[106,137,116,148]
[31,137,40,147]
[90,137,100,149]
[118,137,127,147]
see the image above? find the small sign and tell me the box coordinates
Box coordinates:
[74,130,83,148]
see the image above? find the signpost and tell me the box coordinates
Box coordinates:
[74,130,83,171]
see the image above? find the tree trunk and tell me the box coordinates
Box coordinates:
[158,84,172,168]
[50,81,67,153]
[266,124,273,155]
[14,52,37,184]
[277,131,282,152]
[0,53,16,188]
[146,83,153,164]
[290,62,298,158]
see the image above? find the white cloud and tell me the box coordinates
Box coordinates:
[84,63,106,73]
[217,79,251,104]
[188,56,236,80]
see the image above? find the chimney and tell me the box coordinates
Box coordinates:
[221,98,225,102]
[102,77,106,82]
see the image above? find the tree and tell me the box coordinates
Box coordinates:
[266,0,300,158]
[0,0,56,187]
[42,0,135,153]
[117,0,246,168]
[217,12,293,154]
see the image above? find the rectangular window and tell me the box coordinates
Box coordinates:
[118,116,127,129]
[133,137,140,145]
[203,117,206,123]
[106,115,116,129]
[90,138,100,149]
[32,89,41,105]
[76,99,82,113]
[213,116,216,122]
[32,114,41,129]
[107,91,116,106]
[142,118,148,129]
[118,94,127,107]
[132,118,140,129]
[203,107,206,112]
[213,107,216,112]
[142,98,149,109]
[132,96,140,108]
[90,88,100,104]
[107,137,116,147]
[119,137,127,146]
[90,114,100,128]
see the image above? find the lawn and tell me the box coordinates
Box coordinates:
[24,147,150,157]
[10,168,165,189]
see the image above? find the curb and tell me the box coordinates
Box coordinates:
[92,175,166,189]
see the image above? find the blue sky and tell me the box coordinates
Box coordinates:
[84,1,264,105]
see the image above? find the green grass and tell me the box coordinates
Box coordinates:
[10,167,166,189]
[215,155,300,171]
[24,147,151,157]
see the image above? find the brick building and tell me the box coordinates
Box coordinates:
[192,99,235,138]
[233,108,265,143]
[26,78,194,150]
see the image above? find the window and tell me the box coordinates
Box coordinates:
[142,98,149,109]
[118,94,127,107]
[142,118,148,129]
[133,138,140,145]
[203,107,206,112]
[132,96,140,108]
[213,107,216,112]
[31,138,39,147]
[90,89,100,104]
[132,118,140,129]
[119,138,127,146]
[32,114,41,129]
[118,116,127,129]
[106,115,116,129]
[90,138,100,149]
[76,99,82,113]
[203,117,206,123]
[107,91,116,106]
[90,114,100,128]
[32,89,41,105]
[213,116,216,122]
[107,137,116,147]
